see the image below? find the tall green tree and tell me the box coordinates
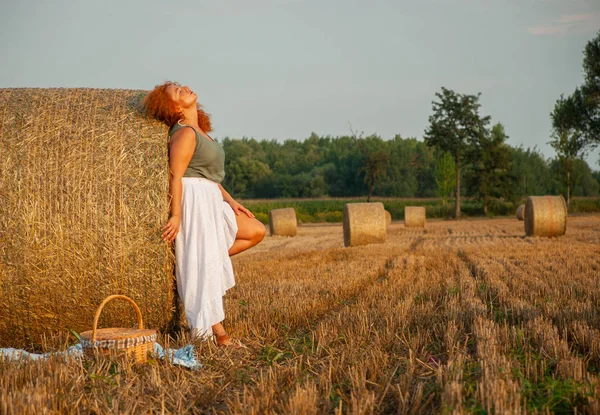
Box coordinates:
[467,123,512,214]
[355,135,390,202]
[548,125,587,206]
[434,152,456,205]
[552,31,600,147]
[424,87,491,218]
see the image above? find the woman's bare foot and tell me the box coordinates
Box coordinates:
[216,333,233,347]
[212,323,242,348]
[212,323,231,345]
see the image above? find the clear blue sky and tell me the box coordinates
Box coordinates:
[1,0,599,168]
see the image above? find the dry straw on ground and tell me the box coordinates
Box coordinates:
[404,206,426,228]
[268,208,297,237]
[0,88,174,349]
[524,195,567,237]
[343,202,386,247]
[516,204,526,221]
[2,216,599,414]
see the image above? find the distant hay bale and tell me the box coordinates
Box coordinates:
[385,210,392,227]
[0,88,174,348]
[343,203,386,247]
[268,208,297,237]
[516,204,526,221]
[524,195,567,237]
[404,206,426,228]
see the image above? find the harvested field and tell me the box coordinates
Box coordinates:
[2,214,600,414]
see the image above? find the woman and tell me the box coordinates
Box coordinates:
[143,81,265,346]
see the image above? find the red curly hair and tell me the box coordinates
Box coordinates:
[143,81,213,132]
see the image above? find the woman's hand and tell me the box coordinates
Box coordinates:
[161,215,181,243]
[228,199,255,218]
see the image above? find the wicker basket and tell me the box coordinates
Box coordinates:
[80,295,157,363]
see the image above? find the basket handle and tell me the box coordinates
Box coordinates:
[92,295,144,343]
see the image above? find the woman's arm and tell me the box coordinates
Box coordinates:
[161,128,196,242]
[219,183,255,218]
[218,183,234,204]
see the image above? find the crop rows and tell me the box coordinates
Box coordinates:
[1,215,599,414]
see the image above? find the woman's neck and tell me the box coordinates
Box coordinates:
[180,106,200,129]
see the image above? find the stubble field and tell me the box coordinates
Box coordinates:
[2,215,600,414]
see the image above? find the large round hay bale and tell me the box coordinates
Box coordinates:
[0,88,174,348]
[516,204,526,221]
[404,206,426,228]
[343,203,386,247]
[385,210,392,227]
[524,195,567,237]
[268,208,297,237]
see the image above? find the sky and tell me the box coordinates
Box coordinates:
[1,0,599,168]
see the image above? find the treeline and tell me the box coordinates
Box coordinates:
[220,133,600,202]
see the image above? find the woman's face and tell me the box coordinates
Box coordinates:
[166,84,197,109]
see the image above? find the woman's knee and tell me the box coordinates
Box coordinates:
[236,216,265,244]
[253,221,266,243]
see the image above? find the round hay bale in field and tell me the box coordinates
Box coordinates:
[524,195,567,237]
[0,88,174,348]
[404,206,426,228]
[268,208,297,237]
[385,210,392,227]
[343,203,386,247]
[516,204,526,221]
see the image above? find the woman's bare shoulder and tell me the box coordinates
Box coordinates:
[170,126,196,145]
[169,127,197,155]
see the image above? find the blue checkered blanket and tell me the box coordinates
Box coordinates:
[0,343,201,369]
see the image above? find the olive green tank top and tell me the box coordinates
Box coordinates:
[168,123,226,183]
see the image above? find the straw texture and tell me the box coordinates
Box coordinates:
[385,210,392,227]
[524,195,567,237]
[404,206,426,228]
[0,88,174,348]
[268,208,297,237]
[343,203,386,247]
[516,204,526,221]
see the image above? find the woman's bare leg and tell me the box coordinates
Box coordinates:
[212,322,226,337]
[211,322,233,345]
[228,214,265,256]
[214,215,265,344]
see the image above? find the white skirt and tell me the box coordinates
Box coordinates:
[175,177,238,339]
